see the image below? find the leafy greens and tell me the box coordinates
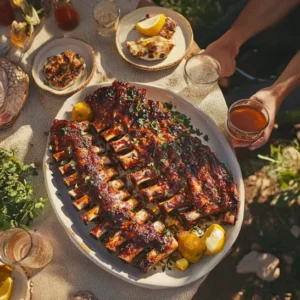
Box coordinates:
[0,147,47,229]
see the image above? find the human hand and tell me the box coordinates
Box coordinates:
[204,33,240,78]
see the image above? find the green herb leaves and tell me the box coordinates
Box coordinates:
[0,148,47,230]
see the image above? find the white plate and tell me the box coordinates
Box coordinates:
[43,83,244,288]
[32,38,96,96]
[116,7,193,71]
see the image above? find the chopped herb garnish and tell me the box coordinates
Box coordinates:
[61,127,70,134]
[136,102,143,111]
[81,131,88,136]
[69,160,76,169]
[148,162,160,175]
[137,118,147,127]
[163,228,174,238]
[150,120,159,132]
[48,145,53,151]
[67,146,72,155]
[203,134,209,142]
[132,138,139,146]
[60,160,66,166]
[164,102,173,110]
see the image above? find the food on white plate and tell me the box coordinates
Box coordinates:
[138,14,177,39]
[126,36,175,61]
[0,58,29,129]
[43,50,86,90]
[48,81,239,273]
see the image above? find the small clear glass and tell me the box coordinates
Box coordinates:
[226,99,270,147]
[185,54,221,97]
[93,0,120,37]
[0,228,53,269]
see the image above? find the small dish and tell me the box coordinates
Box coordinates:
[0,263,28,300]
[32,37,96,96]
[116,6,193,71]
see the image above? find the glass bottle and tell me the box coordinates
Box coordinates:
[0,0,15,26]
[53,0,80,31]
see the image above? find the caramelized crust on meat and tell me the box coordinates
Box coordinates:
[49,81,239,273]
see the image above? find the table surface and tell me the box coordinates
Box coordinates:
[0,1,229,299]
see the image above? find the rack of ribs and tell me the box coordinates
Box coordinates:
[49,81,239,273]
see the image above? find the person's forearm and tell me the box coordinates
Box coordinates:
[269,52,300,105]
[224,0,300,49]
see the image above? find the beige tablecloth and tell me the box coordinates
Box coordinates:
[0,1,228,299]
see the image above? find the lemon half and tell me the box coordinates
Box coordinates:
[201,224,225,255]
[136,14,166,37]
[72,102,94,122]
[0,277,14,300]
[178,233,206,263]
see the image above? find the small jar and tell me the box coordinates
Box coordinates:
[53,0,80,31]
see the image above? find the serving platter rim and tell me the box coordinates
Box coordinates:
[43,82,244,288]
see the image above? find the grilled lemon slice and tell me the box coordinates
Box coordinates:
[201,224,225,255]
[136,14,166,37]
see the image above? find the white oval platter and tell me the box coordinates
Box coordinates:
[32,37,96,96]
[43,82,244,289]
[116,7,193,71]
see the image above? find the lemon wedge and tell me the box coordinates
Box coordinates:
[72,102,94,122]
[176,258,189,271]
[0,277,14,300]
[201,224,225,255]
[136,14,166,37]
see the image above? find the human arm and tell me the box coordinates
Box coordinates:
[248,52,300,150]
[205,0,300,77]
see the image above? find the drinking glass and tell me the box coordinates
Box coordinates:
[184,54,221,98]
[226,99,270,147]
[93,0,120,37]
[0,228,53,269]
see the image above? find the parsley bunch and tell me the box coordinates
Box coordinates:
[0,148,47,229]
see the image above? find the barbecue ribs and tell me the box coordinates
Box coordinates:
[49,81,239,273]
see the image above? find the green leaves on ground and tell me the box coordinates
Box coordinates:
[258,142,300,206]
[0,147,47,230]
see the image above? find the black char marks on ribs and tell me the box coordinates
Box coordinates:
[49,81,239,272]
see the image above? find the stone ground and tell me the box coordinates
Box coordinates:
[192,126,300,300]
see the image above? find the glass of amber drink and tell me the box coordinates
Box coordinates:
[227,99,269,147]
